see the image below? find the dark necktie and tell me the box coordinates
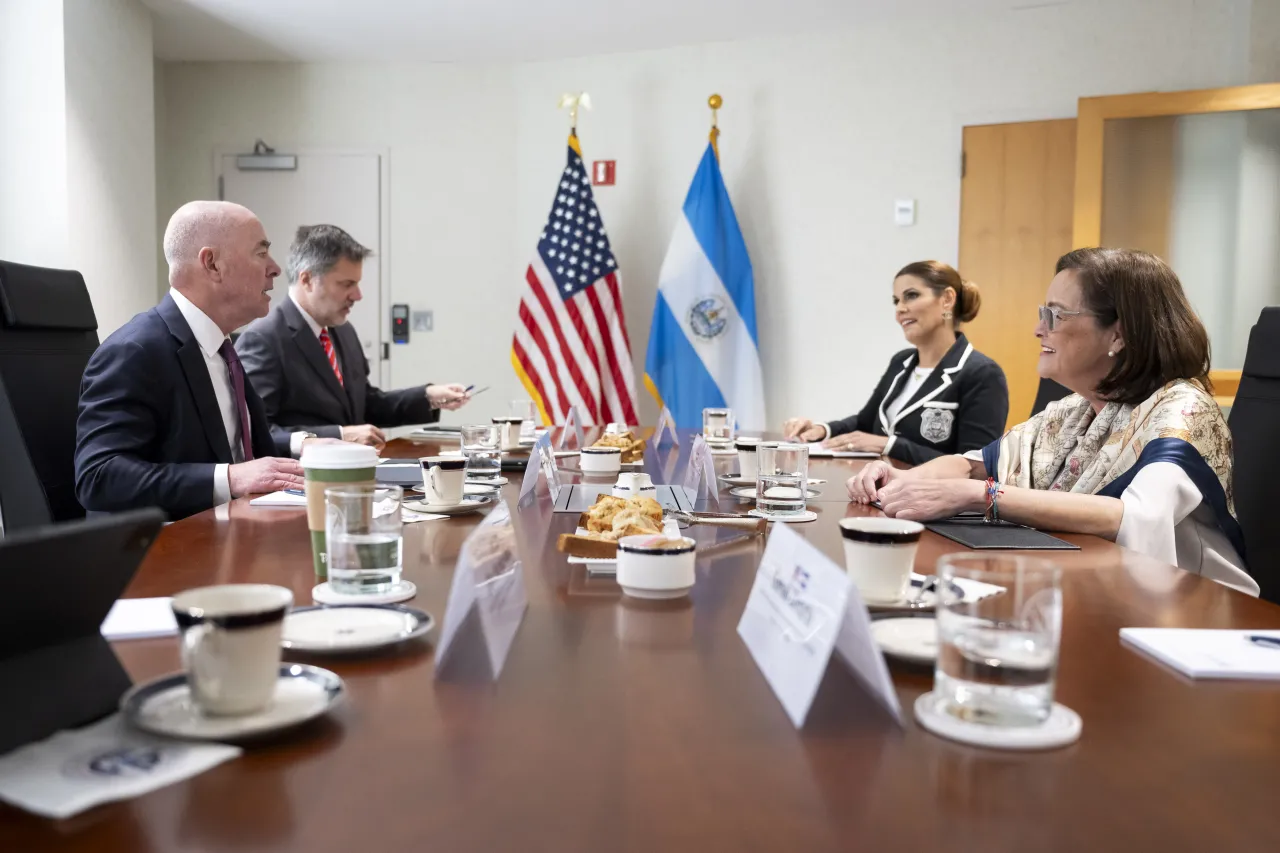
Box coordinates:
[218,339,255,462]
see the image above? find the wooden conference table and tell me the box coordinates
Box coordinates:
[4,433,1280,852]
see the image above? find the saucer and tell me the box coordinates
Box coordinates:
[729,486,820,501]
[870,616,938,664]
[720,475,826,488]
[408,483,498,497]
[313,580,417,605]
[403,494,497,515]
[913,691,1083,751]
[620,584,693,600]
[283,604,434,654]
[121,665,345,742]
[748,508,818,523]
[467,476,509,486]
[709,447,738,456]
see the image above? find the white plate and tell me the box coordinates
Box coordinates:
[729,486,820,500]
[870,616,938,664]
[403,494,497,515]
[709,448,738,456]
[282,604,434,654]
[121,665,345,742]
[467,476,509,486]
[748,508,818,523]
[913,691,1083,750]
[719,475,826,488]
[313,580,417,605]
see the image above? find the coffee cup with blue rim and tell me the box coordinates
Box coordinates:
[171,584,293,716]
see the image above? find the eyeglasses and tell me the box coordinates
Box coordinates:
[1038,305,1085,331]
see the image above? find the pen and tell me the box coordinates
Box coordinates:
[1247,634,1280,650]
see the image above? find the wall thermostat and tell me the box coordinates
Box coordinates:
[392,304,409,344]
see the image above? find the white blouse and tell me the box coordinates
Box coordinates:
[962,451,1258,596]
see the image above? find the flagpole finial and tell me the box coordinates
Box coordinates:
[559,92,591,131]
[708,94,722,158]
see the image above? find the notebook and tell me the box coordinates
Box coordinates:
[925,518,1079,551]
[1120,629,1280,680]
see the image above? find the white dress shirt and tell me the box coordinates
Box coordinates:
[169,288,241,506]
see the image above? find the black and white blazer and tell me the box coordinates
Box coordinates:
[823,333,1009,465]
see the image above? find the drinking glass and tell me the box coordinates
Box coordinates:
[754,442,809,517]
[461,424,502,482]
[325,485,404,595]
[935,554,1063,727]
[702,407,734,445]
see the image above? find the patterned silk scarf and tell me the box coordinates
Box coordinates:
[991,379,1235,515]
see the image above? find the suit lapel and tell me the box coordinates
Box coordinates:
[879,353,915,435]
[283,299,354,422]
[889,334,974,432]
[157,295,234,464]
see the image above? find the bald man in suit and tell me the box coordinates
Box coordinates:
[75,201,314,519]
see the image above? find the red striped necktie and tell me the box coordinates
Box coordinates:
[319,328,344,386]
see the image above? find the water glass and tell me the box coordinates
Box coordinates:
[325,485,404,595]
[702,407,734,445]
[461,424,502,481]
[755,442,809,517]
[935,554,1063,727]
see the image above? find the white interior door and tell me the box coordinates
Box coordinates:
[219,152,383,382]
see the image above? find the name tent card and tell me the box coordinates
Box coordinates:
[435,501,529,681]
[518,433,562,506]
[737,522,903,728]
[681,435,720,508]
[653,406,679,448]
[558,405,585,450]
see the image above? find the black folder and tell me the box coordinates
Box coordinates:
[0,508,164,755]
[926,517,1080,551]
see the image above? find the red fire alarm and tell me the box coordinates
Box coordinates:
[592,160,616,186]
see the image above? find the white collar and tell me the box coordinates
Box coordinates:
[169,288,228,358]
[289,290,325,339]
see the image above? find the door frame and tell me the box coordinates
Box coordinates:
[213,146,392,388]
[1071,82,1280,403]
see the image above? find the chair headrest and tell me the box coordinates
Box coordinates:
[1243,307,1280,381]
[0,261,97,332]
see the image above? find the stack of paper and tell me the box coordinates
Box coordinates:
[249,490,307,507]
[100,598,177,640]
[1120,628,1280,679]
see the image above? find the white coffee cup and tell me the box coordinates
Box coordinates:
[172,584,293,716]
[735,437,762,480]
[492,416,524,450]
[838,517,924,604]
[579,446,622,474]
[421,456,467,505]
[616,534,697,599]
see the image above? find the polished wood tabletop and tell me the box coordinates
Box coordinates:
[4,433,1280,852]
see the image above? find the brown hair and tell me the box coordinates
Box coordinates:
[894,260,981,324]
[1055,247,1211,404]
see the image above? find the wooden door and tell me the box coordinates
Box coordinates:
[959,119,1077,426]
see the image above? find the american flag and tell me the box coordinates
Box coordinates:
[511,132,638,426]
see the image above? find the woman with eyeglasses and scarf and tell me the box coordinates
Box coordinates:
[847,248,1256,596]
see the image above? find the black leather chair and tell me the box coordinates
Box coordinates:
[1229,307,1280,603]
[0,261,99,531]
[1030,377,1072,417]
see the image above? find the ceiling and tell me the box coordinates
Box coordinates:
[142,0,1045,63]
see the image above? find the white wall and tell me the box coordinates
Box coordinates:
[0,0,68,268]
[63,0,157,337]
[158,0,1257,425]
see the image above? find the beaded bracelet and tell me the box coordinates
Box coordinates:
[984,477,1003,524]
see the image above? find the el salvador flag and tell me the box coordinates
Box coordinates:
[644,138,765,430]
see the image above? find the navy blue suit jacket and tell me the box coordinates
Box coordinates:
[75,294,277,520]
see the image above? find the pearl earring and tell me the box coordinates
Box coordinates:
[1107,350,1115,357]
[943,311,953,320]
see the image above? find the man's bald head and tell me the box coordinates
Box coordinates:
[161,200,281,334]
[163,201,257,274]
